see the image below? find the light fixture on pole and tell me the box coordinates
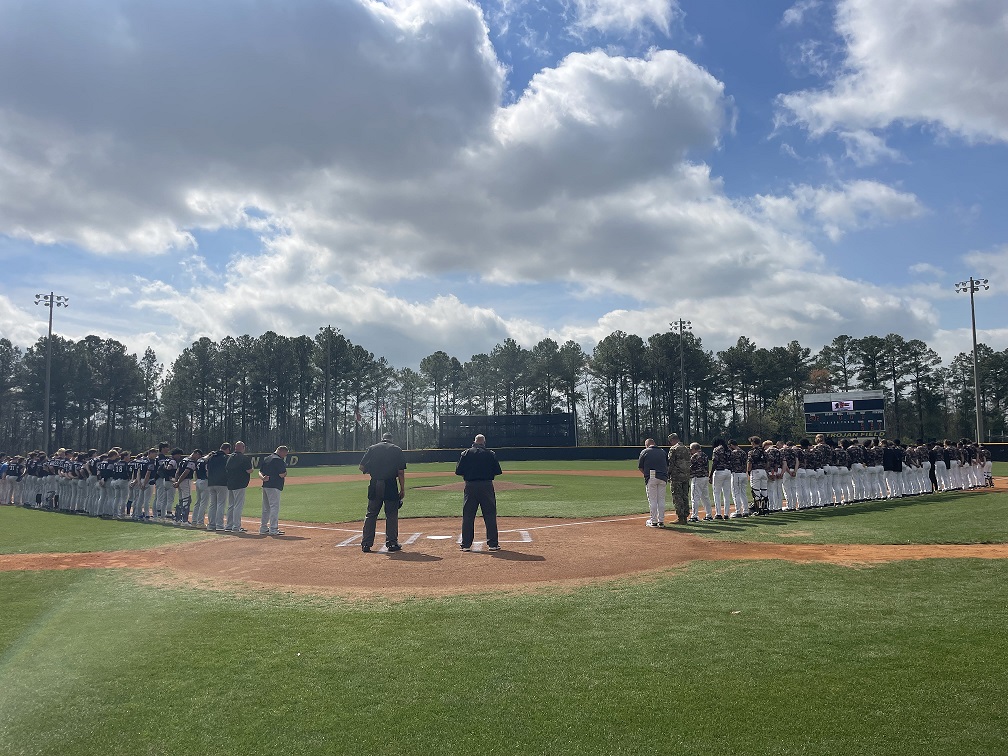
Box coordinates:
[34,292,69,454]
[954,277,989,443]
[671,318,692,441]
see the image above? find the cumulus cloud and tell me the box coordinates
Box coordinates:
[572,0,680,35]
[963,245,1008,291]
[0,0,945,368]
[0,296,46,348]
[0,0,505,254]
[782,0,822,27]
[566,267,942,357]
[778,0,1008,142]
[838,129,902,166]
[910,263,944,278]
[756,180,925,242]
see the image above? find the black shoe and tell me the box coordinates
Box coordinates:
[362,545,372,553]
[487,545,501,551]
[387,543,402,552]
[460,545,471,552]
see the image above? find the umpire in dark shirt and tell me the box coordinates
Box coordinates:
[455,434,504,552]
[359,432,406,553]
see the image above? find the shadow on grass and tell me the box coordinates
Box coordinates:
[669,492,976,535]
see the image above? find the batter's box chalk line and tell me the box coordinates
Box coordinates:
[335,530,533,551]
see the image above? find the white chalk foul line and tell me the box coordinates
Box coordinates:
[498,515,644,534]
[240,518,361,534]
[241,514,645,547]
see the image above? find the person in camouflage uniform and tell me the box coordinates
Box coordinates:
[666,433,691,525]
[688,443,713,522]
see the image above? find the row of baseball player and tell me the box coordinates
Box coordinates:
[640,434,994,526]
[0,442,289,536]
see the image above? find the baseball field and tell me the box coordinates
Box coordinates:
[1,461,1006,755]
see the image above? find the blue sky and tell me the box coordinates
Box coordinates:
[1,0,1005,369]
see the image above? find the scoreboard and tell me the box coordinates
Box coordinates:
[438,413,576,448]
[803,391,885,437]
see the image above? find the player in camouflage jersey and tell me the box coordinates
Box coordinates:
[688,443,712,522]
[846,438,866,502]
[746,436,769,515]
[811,434,831,506]
[709,439,732,520]
[765,440,785,512]
[833,440,852,504]
[666,433,691,525]
[728,439,749,518]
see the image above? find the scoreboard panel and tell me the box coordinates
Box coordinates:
[803,391,885,437]
[438,413,576,448]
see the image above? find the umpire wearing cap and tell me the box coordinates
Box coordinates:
[359,432,406,553]
[455,434,503,552]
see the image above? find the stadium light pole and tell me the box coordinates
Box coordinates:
[672,319,692,441]
[34,292,69,455]
[955,277,989,443]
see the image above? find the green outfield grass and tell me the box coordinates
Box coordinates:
[1,560,1005,756]
[0,506,212,555]
[287,458,1008,477]
[678,490,1008,545]
[283,459,641,477]
[2,466,1005,553]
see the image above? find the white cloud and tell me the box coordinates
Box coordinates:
[931,327,1008,362]
[562,267,942,359]
[572,0,680,35]
[778,0,1008,142]
[756,180,925,242]
[838,129,902,166]
[0,0,505,255]
[0,296,46,348]
[0,0,950,370]
[963,245,1008,291]
[910,263,945,278]
[782,0,822,27]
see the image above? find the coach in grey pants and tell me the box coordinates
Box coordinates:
[205,443,231,531]
[258,446,288,536]
[224,441,253,533]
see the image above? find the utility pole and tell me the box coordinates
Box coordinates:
[671,318,692,441]
[34,292,69,454]
[955,277,989,443]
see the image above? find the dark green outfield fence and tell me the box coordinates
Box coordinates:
[247,443,1008,469]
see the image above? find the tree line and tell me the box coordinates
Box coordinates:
[0,327,1004,453]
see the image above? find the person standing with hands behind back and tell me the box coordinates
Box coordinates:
[359,433,406,553]
[224,441,253,533]
[638,438,668,528]
[455,434,503,552]
[258,446,288,536]
[666,433,691,525]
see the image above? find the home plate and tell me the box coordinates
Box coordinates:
[427,535,454,540]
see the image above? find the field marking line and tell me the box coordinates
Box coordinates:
[239,518,361,534]
[498,515,644,534]
[240,515,645,537]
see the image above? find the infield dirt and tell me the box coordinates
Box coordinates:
[1,473,1004,597]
